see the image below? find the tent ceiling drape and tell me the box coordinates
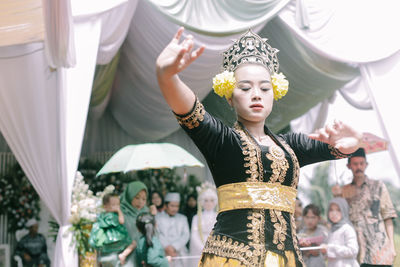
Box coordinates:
[1,0,400,266]
[145,0,291,35]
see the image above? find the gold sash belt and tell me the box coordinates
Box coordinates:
[217,182,297,213]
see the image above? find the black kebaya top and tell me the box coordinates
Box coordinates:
[175,99,347,267]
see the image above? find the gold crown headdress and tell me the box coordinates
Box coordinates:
[213,30,288,100]
[222,29,279,74]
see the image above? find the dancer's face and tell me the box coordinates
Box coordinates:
[228,64,274,124]
[328,203,342,224]
[131,190,147,210]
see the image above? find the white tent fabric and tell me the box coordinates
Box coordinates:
[109,0,269,141]
[0,42,80,267]
[0,13,101,264]
[290,98,332,134]
[339,77,372,111]
[0,0,140,264]
[145,0,290,35]
[42,0,139,68]
[361,51,400,176]
[279,0,400,63]
[42,0,76,67]
[71,0,139,65]
[0,2,128,265]
[106,0,359,142]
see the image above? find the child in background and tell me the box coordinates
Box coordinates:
[135,212,169,267]
[89,193,136,266]
[321,197,359,267]
[298,204,328,267]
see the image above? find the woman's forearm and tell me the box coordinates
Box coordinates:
[156,71,196,115]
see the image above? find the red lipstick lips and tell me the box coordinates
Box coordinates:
[250,103,264,109]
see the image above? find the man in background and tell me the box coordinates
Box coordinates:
[332,148,397,266]
[14,218,50,267]
[156,192,190,267]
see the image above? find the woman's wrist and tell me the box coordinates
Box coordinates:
[157,68,178,85]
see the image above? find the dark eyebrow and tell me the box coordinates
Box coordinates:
[238,80,271,84]
[237,80,252,84]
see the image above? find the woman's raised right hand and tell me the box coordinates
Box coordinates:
[156,27,205,80]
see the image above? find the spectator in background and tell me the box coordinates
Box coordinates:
[14,219,50,267]
[89,193,135,266]
[189,185,218,265]
[183,193,197,231]
[120,181,157,267]
[151,190,165,213]
[135,212,169,267]
[156,192,190,267]
[298,204,328,267]
[321,197,359,267]
[332,148,397,266]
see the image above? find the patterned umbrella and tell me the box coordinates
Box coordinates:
[97,143,204,176]
[362,132,388,154]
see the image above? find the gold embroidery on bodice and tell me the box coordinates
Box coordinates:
[267,145,289,183]
[203,123,304,266]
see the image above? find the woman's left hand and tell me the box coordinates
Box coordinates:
[308,120,362,154]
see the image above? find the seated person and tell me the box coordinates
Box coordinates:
[14,219,50,267]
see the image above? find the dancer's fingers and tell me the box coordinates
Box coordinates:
[191,46,205,60]
[173,27,184,42]
[326,124,338,136]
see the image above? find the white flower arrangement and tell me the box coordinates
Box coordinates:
[68,171,115,256]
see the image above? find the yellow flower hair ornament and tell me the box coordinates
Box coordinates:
[271,72,289,100]
[212,71,236,99]
[212,70,289,101]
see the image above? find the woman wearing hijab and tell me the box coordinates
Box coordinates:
[322,197,359,267]
[120,181,150,266]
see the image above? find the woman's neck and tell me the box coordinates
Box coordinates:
[239,119,266,139]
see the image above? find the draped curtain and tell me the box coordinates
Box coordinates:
[0,0,139,266]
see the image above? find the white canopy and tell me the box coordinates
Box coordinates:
[1,0,400,266]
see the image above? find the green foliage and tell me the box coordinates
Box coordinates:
[48,220,60,242]
[0,163,41,232]
[395,234,400,267]
[69,219,95,256]
[79,158,135,195]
